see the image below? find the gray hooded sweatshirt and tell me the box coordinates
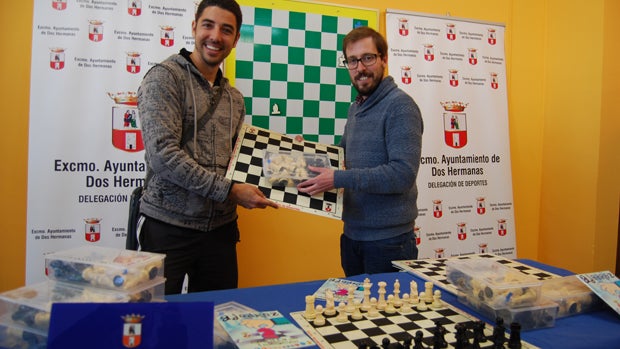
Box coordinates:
[137,51,244,232]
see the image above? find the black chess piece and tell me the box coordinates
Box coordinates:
[473,320,487,343]
[413,330,426,349]
[508,322,522,349]
[382,337,391,349]
[357,341,370,349]
[403,334,413,349]
[492,317,507,349]
[432,320,448,349]
[453,323,469,349]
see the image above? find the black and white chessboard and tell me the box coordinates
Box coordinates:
[226,124,344,219]
[392,254,560,296]
[291,300,538,349]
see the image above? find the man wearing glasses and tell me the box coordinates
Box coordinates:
[297,26,423,276]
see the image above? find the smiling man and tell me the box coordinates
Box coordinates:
[137,0,278,295]
[297,27,424,276]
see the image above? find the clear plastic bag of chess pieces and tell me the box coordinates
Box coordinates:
[263,150,330,187]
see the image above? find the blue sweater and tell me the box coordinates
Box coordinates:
[334,76,423,241]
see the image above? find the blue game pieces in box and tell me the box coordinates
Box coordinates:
[263,150,331,186]
[44,245,165,290]
[0,321,47,349]
[446,258,543,308]
[541,275,603,318]
[0,279,166,333]
[457,291,559,331]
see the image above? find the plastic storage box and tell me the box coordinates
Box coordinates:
[458,291,559,331]
[45,245,165,290]
[262,150,330,186]
[0,279,165,332]
[0,321,47,349]
[541,275,602,318]
[446,258,543,308]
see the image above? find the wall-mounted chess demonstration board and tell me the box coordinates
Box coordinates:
[226,124,344,219]
[392,254,560,296]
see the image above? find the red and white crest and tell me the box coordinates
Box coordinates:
[424,44,434,62]
[497,219,507,236]
[478,243,488,253]
[468,48,478,65]
[490,73,499,89]
[448,69,459,87]
[434,248,445,258]
[49,48,65,70]
[401,66,412,85]
[88,20,104,42]
[488,28,496,45]
[441,101,468,149]
[126,52,141,74]
[414,226,421,245]
[476,197,486,215]
[84,218,101,242]
[433,200,442,218]
[108,92,144,152]
[52,0,67,10]
[160,26,175,47]
[398,18,409,36]
[457,222,467,241]
[122,314,145,348]
[446,24,456,41]
[128,0,142,16]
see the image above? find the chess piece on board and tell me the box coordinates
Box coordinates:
[336,301,348,322]
[423,282,434,303]
[385,295,397,314]
[417,292,428,311]
[362,278,372,311]
[313,305,326,326]
[393,279,403,307]
[324,289,336,316]
[304,295,316,319]
[367,297,380,317]
[508,322,522,349]
[377,281,387,310]
[413,330,426,349]
[351,300,364,320]
[431,290,442,309]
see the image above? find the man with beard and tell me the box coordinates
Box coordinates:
[137,0,278,295]
[297,27,423,276]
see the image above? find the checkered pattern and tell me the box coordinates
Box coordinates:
[226,124,344,219]
[234,6,368,145]
[291,301,537,349]
[392,254,560,296]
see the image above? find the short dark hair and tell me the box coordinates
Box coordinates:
[342,26,387,59]
[195,0,243,34]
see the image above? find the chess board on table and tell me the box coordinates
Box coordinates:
[225,124,344,219]
[392,254,560,296]
[291,299,538,349]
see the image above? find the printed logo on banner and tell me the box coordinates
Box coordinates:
[414,226,421,245]
[424,44,434,61]
[160,26,175,46]
[468,48,478,65]
[84,218,101,242]
[441,101,468,149]
[88,20,104,42]
[498,219,507,236]
[490,72,499,89]
[401,66,412,84]
[52,0,67,11]
[457,222,467,240]
[488,28,496,45]
[122,314,145,348]
[433,199,443,218]
[448,69,459,87]
[126,52,141,74]
[108,92,144,152]
[434,247,445,258]
[398,18,409,36]
[479,243,488,253]
[446,23,456,41]
[476,197,486,214]
[49,48,65,70]
[128,0,142,16]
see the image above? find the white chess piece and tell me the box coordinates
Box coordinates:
[336,302,348,322]
[416,294,428,311]
[304,295,316,319]
[393,279,402,308]
[431,290,443,309]
[377,281,387,310]
[385,295,397,314]
[410,281,418,300]
[345,285,356,313]
[351,300,364,320]
[367,297,380,317]
[400,294,412,313]
[424,282,434,303]
[313,305,326,326]
[361,278,372,311]
[324,289,336,316]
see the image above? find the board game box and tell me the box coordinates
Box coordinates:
[575,270,620,316]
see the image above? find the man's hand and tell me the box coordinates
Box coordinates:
[229,183,279,209]
[296,166,335,196]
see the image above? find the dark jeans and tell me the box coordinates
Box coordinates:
[138,216,239,295]
[340,230,418,276]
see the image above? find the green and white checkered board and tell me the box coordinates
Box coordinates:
[234,6,368,145]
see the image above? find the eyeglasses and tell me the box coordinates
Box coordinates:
[343,53,380,70]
